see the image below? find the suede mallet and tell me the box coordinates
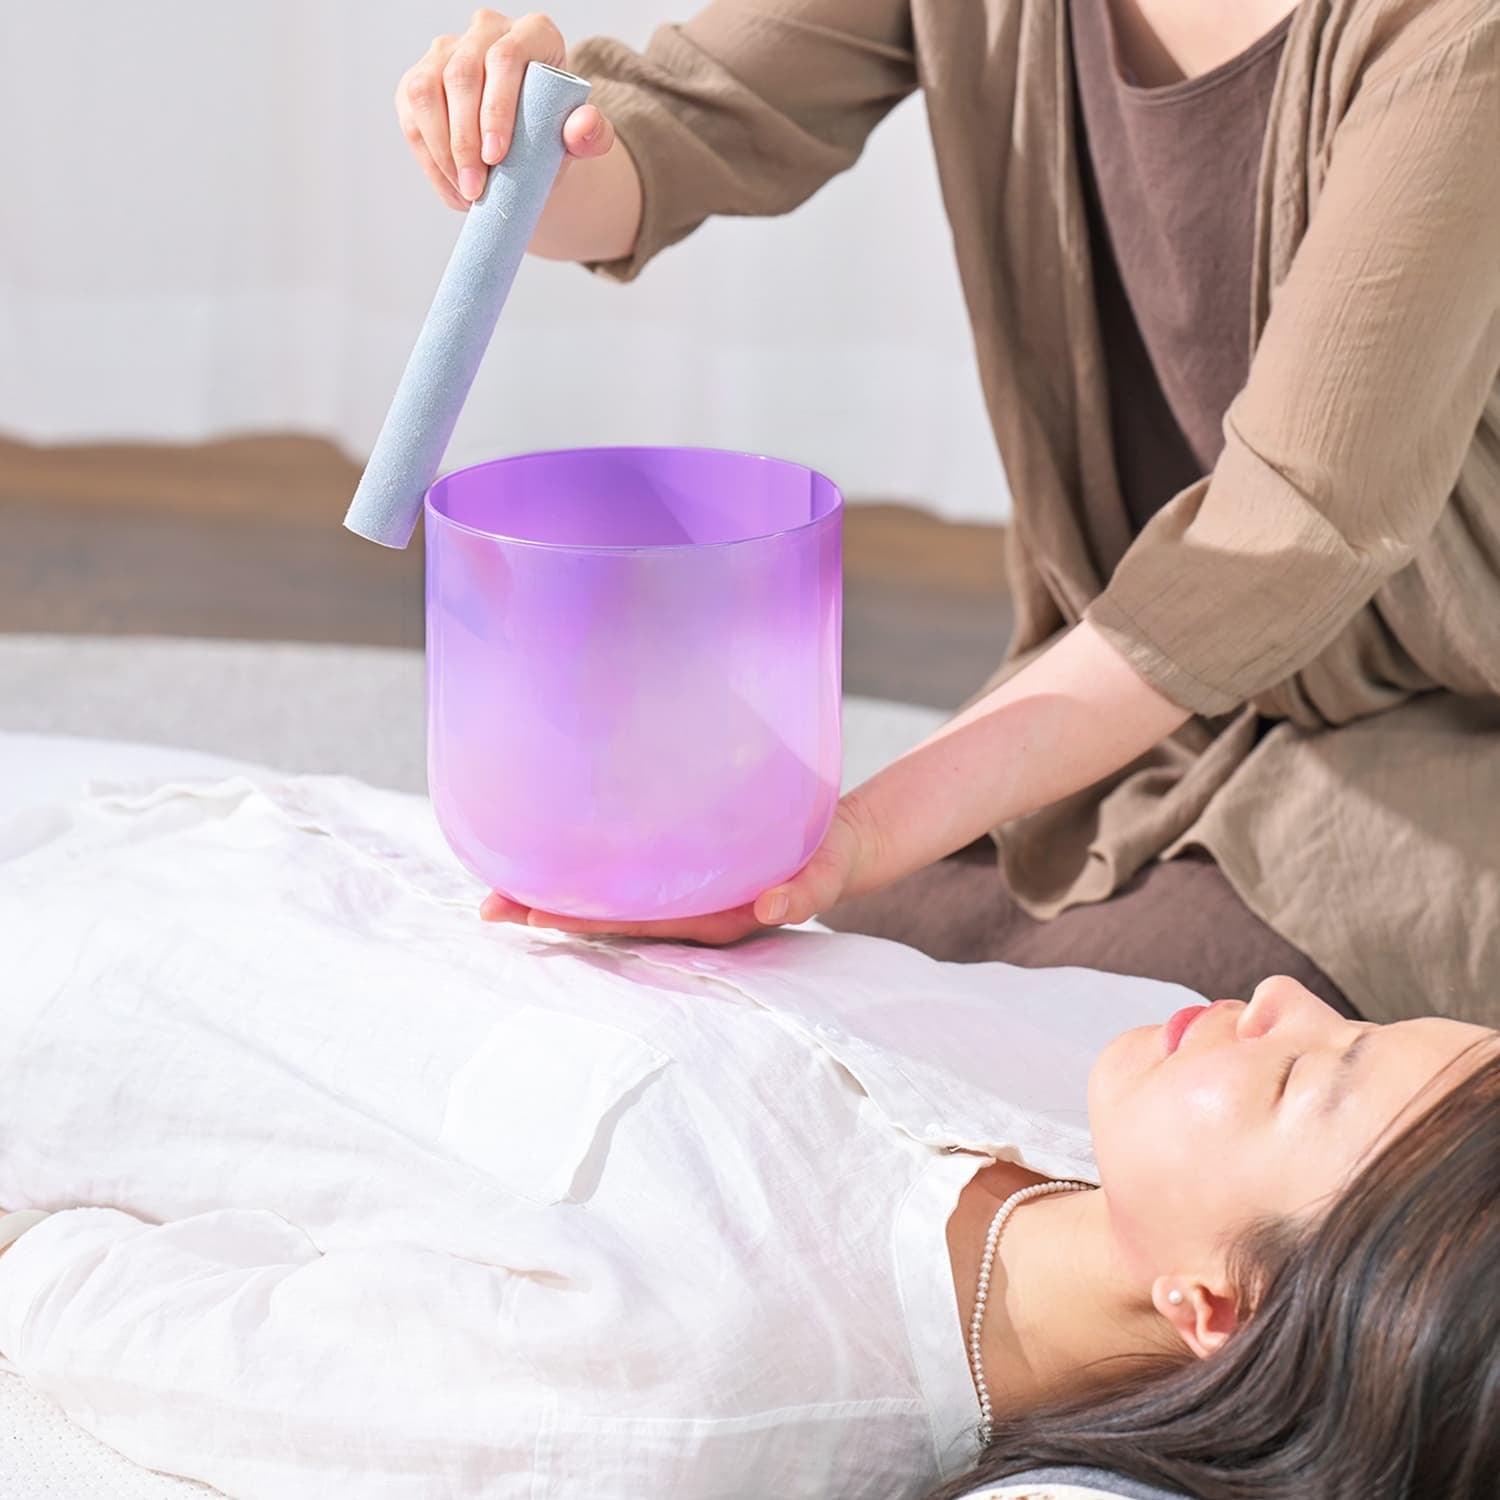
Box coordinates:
[344,62,592,549]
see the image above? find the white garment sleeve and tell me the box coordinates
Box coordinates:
[0,1206,541,1500]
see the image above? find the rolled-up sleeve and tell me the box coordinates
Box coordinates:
[1087,18,1500,717]
[569,0,916,282]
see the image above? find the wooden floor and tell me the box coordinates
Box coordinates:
[0,435,1011,709]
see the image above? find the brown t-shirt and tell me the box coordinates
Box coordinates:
[1070,0,1293,532]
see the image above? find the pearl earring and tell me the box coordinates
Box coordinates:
[1167,1289,1184,1305]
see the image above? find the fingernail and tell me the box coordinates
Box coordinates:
[482,132,503,163]
[459,166,486,200]
[764,892,790,924]
[582,118,603,144]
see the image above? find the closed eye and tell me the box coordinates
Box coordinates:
[1274,1053,1299,1102]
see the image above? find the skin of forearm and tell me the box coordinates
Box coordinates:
[529,138,644,263]
[844,620,1191,896]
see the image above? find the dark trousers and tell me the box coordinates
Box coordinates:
[824,844,1357,1018]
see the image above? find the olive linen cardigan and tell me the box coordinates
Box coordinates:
[571,0,1500,1024]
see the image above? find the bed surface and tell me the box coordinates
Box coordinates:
[0,634,945,797]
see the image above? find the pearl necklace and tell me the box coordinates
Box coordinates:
[968,1178,1094,1447]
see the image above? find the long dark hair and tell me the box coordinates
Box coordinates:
[930,1047,1500,1500]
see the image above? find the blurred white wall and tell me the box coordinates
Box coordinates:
[0,2,1009,522]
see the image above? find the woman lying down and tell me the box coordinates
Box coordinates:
[0,776,1495,1500]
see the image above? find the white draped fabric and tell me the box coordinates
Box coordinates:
[0,2,1009,521]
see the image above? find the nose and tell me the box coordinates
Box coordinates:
[1236,975,1340,1042]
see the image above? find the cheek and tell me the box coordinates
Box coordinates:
[1103,1141,1258,1279]
[1175,1073,1241,1134]
[1090,1050,1264,1268]
[1090,1031,1241,1177]
[1100,1141,1207,1263]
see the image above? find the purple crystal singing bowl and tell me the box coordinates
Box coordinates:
[424,446,843,920]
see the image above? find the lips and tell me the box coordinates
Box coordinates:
[1163,1003,1210,1056]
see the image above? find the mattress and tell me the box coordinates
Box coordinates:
[0,634,945,797]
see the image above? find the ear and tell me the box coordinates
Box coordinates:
[1150,1273,1240,1359]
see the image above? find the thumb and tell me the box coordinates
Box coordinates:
[562,105,614,159]
[754,842,849,928]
